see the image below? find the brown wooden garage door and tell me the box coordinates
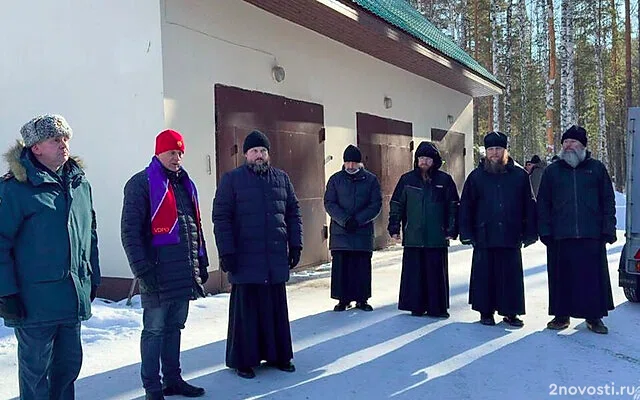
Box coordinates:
[432,128,466,194]
[215,84,329,268]
[356,113,413,249]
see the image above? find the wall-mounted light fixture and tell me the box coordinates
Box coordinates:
[384,96,392,109]
[272,65,285,83]
[447,114,454,124]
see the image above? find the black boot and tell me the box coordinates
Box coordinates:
[426,311,450,319]
[334,301,349,312]
[355,302,373,312]
[267,360,296,372]
[411,311,425,317]
[546,316,570,330]
[586,319,608,334]
[480,313,496,326]
[145,391,165,400]
[502,315,524,327]
[236,367,256,379]
[162,379,205,397]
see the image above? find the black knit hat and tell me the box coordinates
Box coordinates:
[561,125,587,147]
[343,145,362,163]
[243,130,270,153]
[484,131,508,149]
[530,155,541,164]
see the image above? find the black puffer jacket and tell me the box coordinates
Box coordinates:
[121,168,209,308]
[212,164,303,285]
[537,153,616,241]
[459,158,537,248]
[324,167,382,251]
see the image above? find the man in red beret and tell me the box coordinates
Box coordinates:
[121,129,209,399]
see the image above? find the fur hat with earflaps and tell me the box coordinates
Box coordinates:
[20,114,73,148]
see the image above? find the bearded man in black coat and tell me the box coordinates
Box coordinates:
[537,125,616,334]
[388,142,459,318]
[459,132,537,327]
[213,130,303,379]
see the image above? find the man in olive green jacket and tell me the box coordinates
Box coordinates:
[0,115,100,400]
[388,142,459,318]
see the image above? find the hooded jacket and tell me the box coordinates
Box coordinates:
[0,141,100,327]
[387,142,459,248]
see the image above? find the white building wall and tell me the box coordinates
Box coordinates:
[0,0,477,279]
[0,1,166,278]
[161,0,475,268]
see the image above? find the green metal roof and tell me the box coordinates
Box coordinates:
[349,0,503,88]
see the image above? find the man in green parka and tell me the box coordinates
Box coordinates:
[0,114,100,400]
[388,142,459,318]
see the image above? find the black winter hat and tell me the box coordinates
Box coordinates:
[243,130,271,153]
[561,125,587,147]
[530,155,541,164]
[414,141,442,169]
[343,145,362,163]
[484,131,508,149]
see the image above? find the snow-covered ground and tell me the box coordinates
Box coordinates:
[1,234,638,400]
[0,192,636,399]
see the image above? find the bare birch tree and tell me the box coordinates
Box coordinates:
[491,0,501,132]
[595,0,609,167]
[560,0,576,130]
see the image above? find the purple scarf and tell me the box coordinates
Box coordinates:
[146,157,205,257]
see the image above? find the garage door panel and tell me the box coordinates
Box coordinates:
[432,129,465,194]
[357,112,412,249]
[215,84,329,268]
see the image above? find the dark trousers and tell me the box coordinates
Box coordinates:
[140,301,189,392]
[14,322,82,400]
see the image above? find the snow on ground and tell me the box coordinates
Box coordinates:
[1,233,639,400]
[0,192,635,399]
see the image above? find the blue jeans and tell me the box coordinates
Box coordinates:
[14,322,82,400]
[140,301,189,392]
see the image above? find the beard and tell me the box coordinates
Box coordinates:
[559,147,586,168]
[483,153,508,174]
[418,164,432,180]
[247,159,270,174]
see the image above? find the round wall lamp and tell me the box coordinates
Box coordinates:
[272,65,285,83]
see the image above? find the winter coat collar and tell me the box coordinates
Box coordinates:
[3,140,85,185]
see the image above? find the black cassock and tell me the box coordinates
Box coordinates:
[468,247,525,316]
[547,239,614,319]
[330,250,372,303]
[398,248,449,314]
[226,283,293,369]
